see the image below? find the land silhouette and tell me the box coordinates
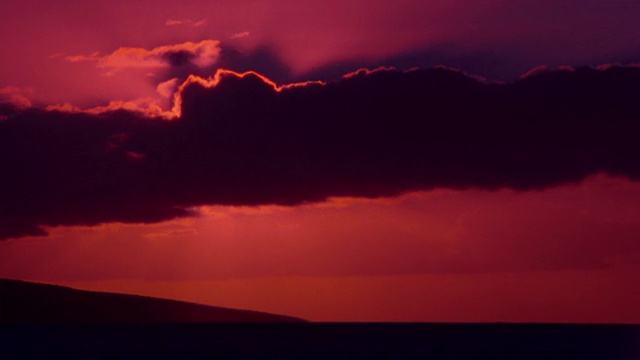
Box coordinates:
[0,279,304,323]
[2,279,638,358]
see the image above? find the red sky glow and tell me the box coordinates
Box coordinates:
[1,0,639,323]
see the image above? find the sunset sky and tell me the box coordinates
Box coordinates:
[1,0,639,322]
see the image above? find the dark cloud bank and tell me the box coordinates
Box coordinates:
[1,66,640,240]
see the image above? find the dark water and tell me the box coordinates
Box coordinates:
[2,323,638,359]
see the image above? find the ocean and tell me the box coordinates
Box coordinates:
[2,323,638,359]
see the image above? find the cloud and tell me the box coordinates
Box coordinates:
[165,19,206,27]
[192,19,206,27]
[45,97,173,119]
[66,40,221,72]
[519,65,551,80]
[62,40,296,92]
[231,31,250,40]
[156,78,180,99]
[0,86,33,112]
[1,175,638,283]
[65,52,101,63]
[2,65,640,240]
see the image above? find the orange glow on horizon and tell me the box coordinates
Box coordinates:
[54,270,640,323]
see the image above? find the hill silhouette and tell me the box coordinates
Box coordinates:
[0,279,305,323]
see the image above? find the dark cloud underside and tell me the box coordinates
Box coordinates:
[1,66,639,240]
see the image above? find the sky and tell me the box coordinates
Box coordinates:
[1,0,639,322]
